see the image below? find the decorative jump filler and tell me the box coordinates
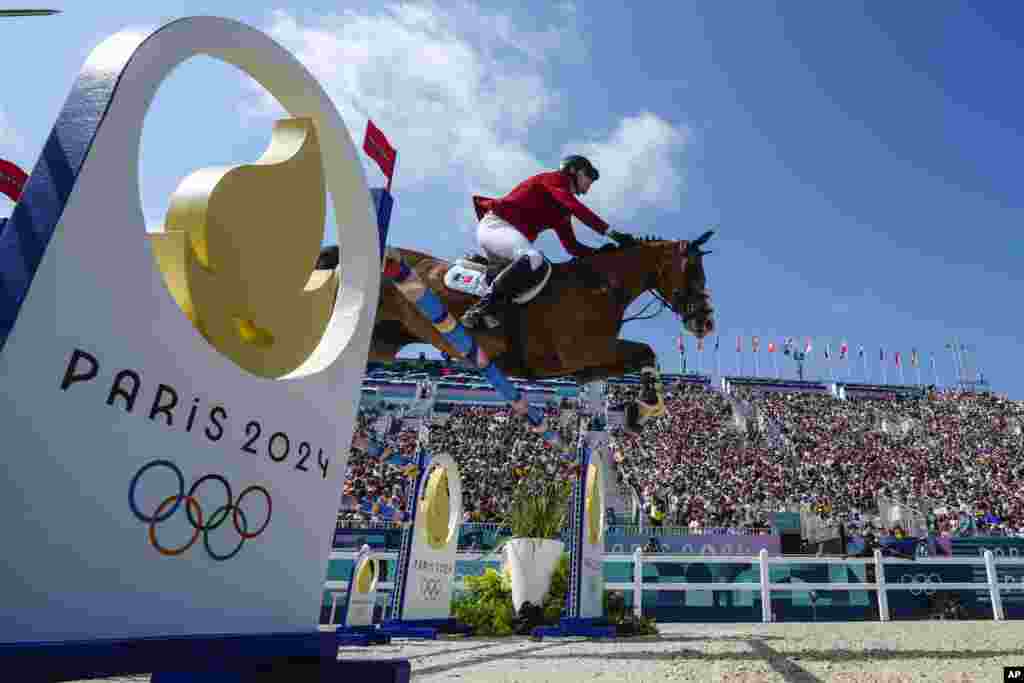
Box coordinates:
[532,380,617,640]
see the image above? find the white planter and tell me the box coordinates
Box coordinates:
[504,538,565,613]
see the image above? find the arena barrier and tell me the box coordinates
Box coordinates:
[326,548,1024,624]
[0,16,410,682]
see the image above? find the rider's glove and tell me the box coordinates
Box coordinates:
[608,229,639,248]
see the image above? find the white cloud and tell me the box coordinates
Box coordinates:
[243,3,687,233]
[0,106,27,163]
[252,4,572,190]
[562,112,690,221]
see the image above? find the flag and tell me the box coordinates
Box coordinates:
[768,341,776,353]
[736,335,741,353]
[804,338,812,354]
[783,337,793,356]
[840,341,848,360]
[0,158,28,201]
[911,348,919,367]
[714,335,720,352]
[824,343,831,360]
[363,120,397,183]
[697,337,705,352]
[752,336,760,353]
[895,351,901,368]
[879,347,885,362]
[677,335,685,352]
[858,344,865,359]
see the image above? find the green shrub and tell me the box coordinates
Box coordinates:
[453,553,658,637]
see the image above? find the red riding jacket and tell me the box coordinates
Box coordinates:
[472,171,610,258]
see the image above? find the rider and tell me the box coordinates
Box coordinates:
[460,155,636,329]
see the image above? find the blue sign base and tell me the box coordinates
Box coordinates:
[334,627,393,646]
[531,618,616,641]
[378,617,472,640]
[0,632,410,682]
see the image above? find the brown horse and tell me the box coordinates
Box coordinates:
[359,231,715,382]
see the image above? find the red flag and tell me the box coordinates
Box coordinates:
[0,158,28,202]
[363,120,397,187]
[840,341,849,360]
[767,342,775,353]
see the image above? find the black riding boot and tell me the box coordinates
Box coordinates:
[461,290,503,330]
[460,256,534,330]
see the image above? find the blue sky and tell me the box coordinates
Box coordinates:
[1,2,1020,397]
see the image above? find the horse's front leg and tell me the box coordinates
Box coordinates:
[575,340,666,432]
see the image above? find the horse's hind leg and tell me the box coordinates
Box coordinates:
[573,340,657,380]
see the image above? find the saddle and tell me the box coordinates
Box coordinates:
[442,252,552,306]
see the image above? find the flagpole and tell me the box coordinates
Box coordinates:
[773,350,779,379]
[754,345,760,378]
[955,339,967,387]
[862,351,869,383]
[931,352,940,388]
[949,341,961,390]
[881,352,887,385]
[716,338,721,379]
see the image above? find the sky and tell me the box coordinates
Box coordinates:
[1,2,1021,397]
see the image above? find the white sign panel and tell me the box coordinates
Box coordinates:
[342,545,379,627]
[0,17,379,643]
[396,453,462,621]
[578,437,608,619]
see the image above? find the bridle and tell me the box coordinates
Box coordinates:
[622,235,713,327]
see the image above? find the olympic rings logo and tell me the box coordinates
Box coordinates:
[129,460,272,562]
[420,576,443,601]
[899,572,942,596]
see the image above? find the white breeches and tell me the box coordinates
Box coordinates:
[477,212,544,271]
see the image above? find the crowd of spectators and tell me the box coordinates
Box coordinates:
[342,403,578,523]
[341,378,1024,537]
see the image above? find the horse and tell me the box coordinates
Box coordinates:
[320,230,715,384]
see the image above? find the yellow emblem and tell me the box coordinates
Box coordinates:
[420,466,452,551]
[148,117,338,378]
[354,556,377,593]
[585,462,603,545]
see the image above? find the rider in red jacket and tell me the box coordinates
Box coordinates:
[461,155,635,329]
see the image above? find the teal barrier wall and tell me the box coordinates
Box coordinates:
[321,549,1024,624]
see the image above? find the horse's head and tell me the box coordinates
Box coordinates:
[645,231,715,337]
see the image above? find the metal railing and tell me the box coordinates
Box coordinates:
[324,548,1024,625]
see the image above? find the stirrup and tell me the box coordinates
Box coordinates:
[461,300,494,329]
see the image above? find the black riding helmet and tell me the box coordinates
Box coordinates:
[561,154,599,181]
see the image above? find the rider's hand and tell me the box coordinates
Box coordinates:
[608,229,638,247]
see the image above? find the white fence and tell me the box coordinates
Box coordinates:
[324,548,1024,625]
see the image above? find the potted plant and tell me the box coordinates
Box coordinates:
[493,466,572,619]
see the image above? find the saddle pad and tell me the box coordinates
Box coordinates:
[444,262,489,298]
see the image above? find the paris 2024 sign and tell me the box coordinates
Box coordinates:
[0,17,380,643]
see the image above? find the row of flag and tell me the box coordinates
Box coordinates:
[675,335,971,368]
